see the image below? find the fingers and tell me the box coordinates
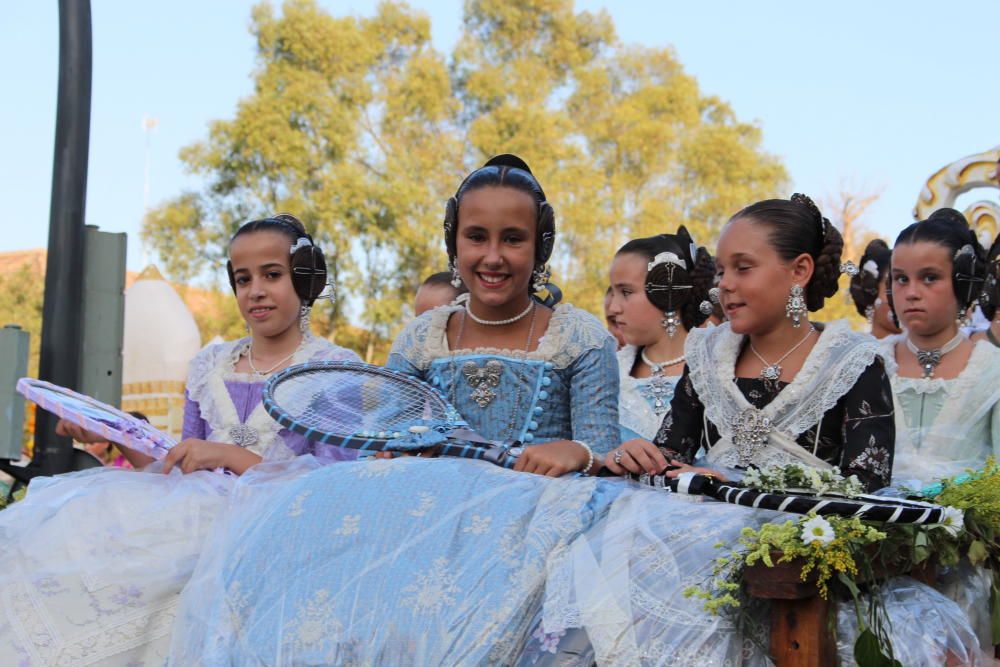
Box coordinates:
[162,442,188,474]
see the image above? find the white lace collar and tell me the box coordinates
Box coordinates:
[877,334,1000,397]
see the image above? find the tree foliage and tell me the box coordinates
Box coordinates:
[144,0,787,339]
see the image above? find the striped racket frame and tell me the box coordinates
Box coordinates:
[627,471,947,524]
[16,378,177,459]
[262,361,520,468]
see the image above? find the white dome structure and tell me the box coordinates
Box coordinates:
[121,265,202,438]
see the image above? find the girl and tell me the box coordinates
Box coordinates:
[0,215,358,665]
[607,228,714,441]
[543,195,909,666]
[879,208,1000,484]
[607,194,895,491]
[849,238,902,339]
[168,155,623,665]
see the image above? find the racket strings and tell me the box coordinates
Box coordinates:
[271,369,454,438]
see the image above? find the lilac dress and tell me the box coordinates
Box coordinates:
[0,335,358,666]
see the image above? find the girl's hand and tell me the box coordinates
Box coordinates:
[513,440,596,477]
[604,439,669,476]
[663,460,728,482]
[55,419,104,444]
[162,439,261,475]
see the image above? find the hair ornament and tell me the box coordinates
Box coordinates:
[648,251,687,272]
[290,236,313,254]
[839,260,859,276]
[863,259,879,278]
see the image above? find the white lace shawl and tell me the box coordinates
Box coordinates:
[617,345,677,441]
[390,303,613,371]
[877,334,1000,481]
[185,335,358,458]
[686,319,880,470]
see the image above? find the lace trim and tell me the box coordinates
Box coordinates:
[188,335,357,456]
[390,303,613,371]
[882,335,1000,398]
[617,346,676,441]
[688,320,879,442]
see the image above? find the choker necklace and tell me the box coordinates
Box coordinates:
[905,331,964,378]
[640,348,685,374]
[465,299,535,326]
[749,326,816,381]
[248,339,302,377]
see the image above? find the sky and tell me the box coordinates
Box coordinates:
[2,0,998,274]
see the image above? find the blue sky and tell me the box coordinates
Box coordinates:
[3,1,998,273]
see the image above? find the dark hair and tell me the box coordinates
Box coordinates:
[890,208,986,317]
[732,193,844,311]
[443,154,560,304]
[226,213,328,306]
[848,238,891,318]
[421,271,468,295]
[127,411,149,423]
[976,231,1000,320]
[616,225,716,331]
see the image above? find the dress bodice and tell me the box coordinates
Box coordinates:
[387,303,621,453]
[617,345,680,441]
[877,334,1000,482]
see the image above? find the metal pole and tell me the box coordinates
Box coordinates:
[33,0,93,475]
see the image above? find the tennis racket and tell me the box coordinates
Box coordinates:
[262,361,522,468]
[17,378,177,460]
[624,471,948,524]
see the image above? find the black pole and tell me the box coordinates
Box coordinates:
[33,0,92,475]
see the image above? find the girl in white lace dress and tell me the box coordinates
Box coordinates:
[607,228,715,441]
[0,215,358,666]
[880,208,1000,485]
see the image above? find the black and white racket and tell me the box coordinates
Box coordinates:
[624,471,948,524]
[262,361,521,468]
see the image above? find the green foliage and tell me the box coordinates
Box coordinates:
[144,0,787,334]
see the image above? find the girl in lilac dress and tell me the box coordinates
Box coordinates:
[0,215,357,666]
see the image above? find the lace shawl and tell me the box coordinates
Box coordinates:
[617,345,678,441]
[687,319,879,469]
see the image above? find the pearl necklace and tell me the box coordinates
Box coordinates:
[749,326,815,381]
[465,299,535,326]
[904,330,964,379]
[248,340,301,377]
[640,348,685,374]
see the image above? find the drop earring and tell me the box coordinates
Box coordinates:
[662,310,680,338]
[299,305,312,334]
[786,284,806,328]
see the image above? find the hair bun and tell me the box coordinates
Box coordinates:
[483,154,533,175]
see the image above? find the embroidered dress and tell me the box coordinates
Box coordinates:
[168,303,624,665]
[617,345,680,442]
[877,334,1000,484]
[539,320,908,666]
[0,335,357,666]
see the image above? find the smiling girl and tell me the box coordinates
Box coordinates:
[879,208,1000,483]
[0,215,359,665]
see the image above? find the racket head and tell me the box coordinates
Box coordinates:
[263,361,471,451]
[16,378,176,459]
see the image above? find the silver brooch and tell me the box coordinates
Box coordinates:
[462,360,504,407]
[228,423,259,449]
[731,408,771,467]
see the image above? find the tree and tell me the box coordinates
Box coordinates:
[814,184,885,327]
[144,0,787,334]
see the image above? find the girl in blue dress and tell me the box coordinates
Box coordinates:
[168,155,622,665]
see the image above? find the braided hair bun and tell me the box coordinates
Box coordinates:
[981,232,1000,321]
[617,226,716,331]
[848,238,891,318]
